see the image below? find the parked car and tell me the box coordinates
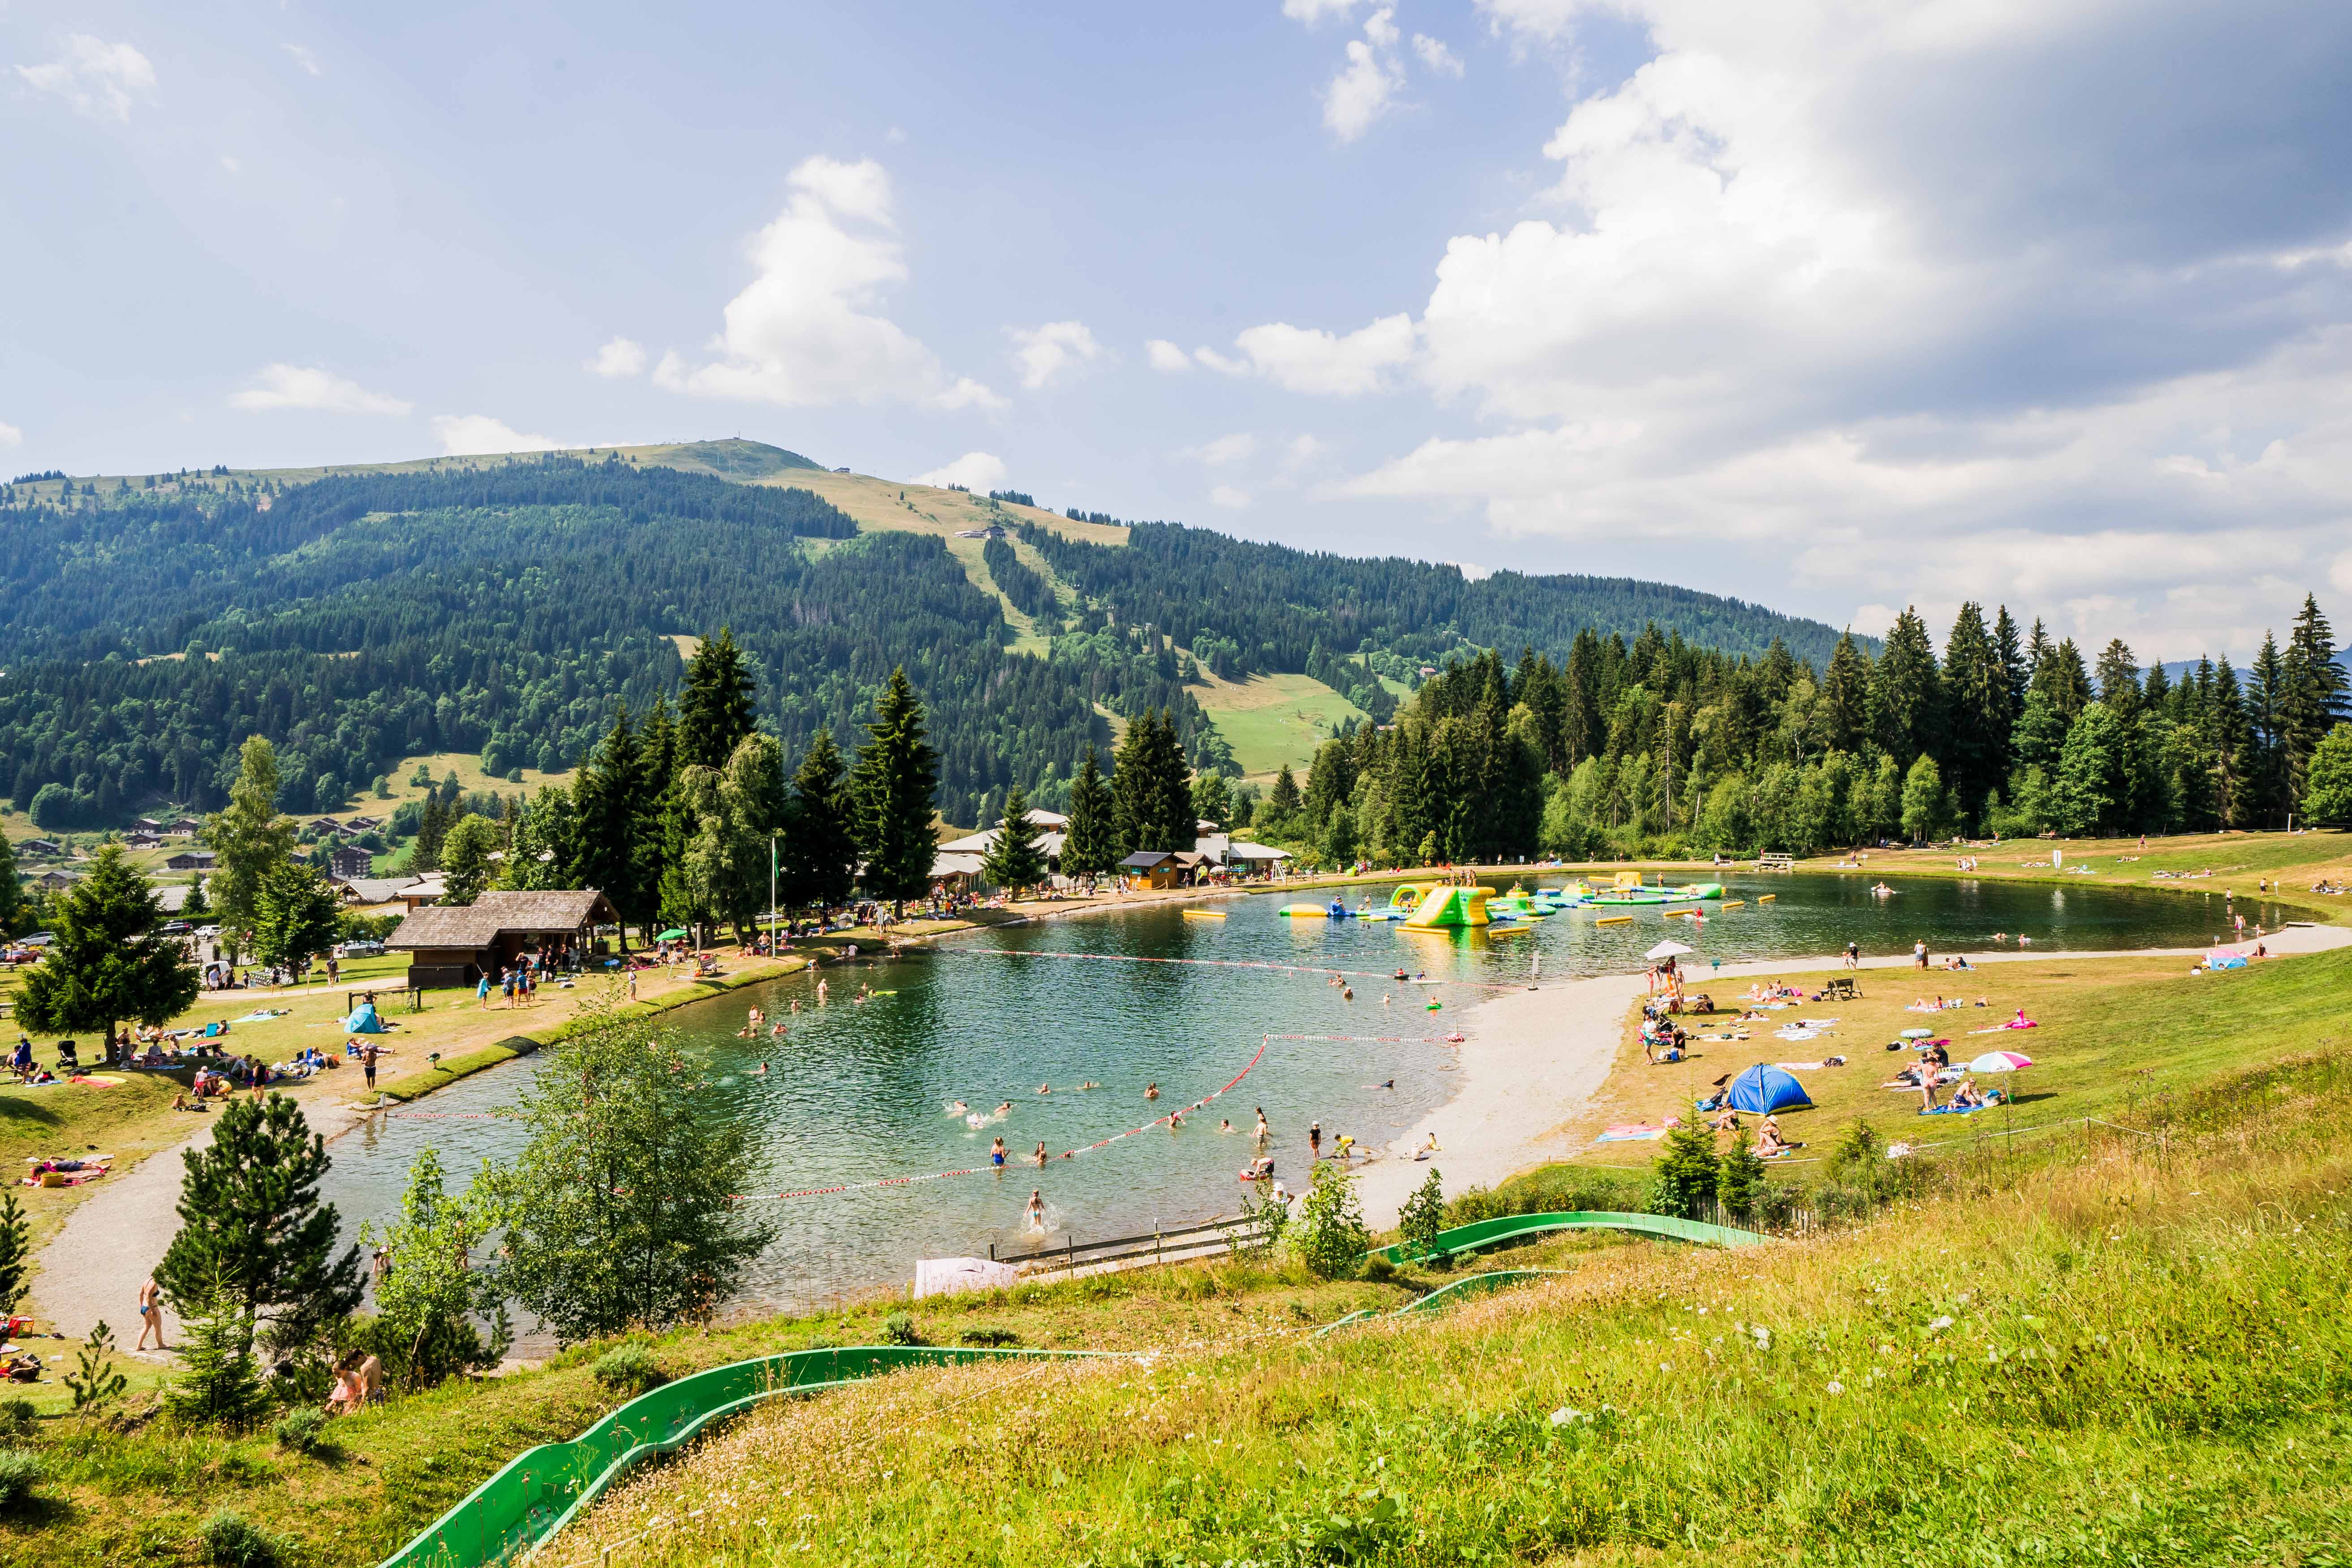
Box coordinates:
[160,920,193,935]
[195,925,221,938]
[335,939,387,959]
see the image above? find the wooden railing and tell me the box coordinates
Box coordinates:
[994,1212,1274,1275]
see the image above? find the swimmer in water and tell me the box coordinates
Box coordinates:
[1038,1083,1051,1094]
[1167,1109,1184,1129]
[1078,1080,1099,1090]
[1382,993,1391,1006]
[1033,1141,1048,1167]
[995,1101,1014,1117]
[815,979,828,1004]
[1144,1083,1160,1101]
[754,1061,768,1075]
[790,998,801,1014]
[991,1137,1007,1167]
[1341,986,1354,1000]
[1369,1078,1394,1090]
[1254,1108,1269,1141]
[1027,1189,1047,1230]
[1217,1118,1234,1133]
[948,1099,970,1116]
[771,1022,788,1037]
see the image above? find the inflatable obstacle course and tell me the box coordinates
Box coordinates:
[1404,885,1493,928]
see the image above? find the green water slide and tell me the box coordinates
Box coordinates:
[378,1344,1122,1568]
[1366,1209,1770,1265]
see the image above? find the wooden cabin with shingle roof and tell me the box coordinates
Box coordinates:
[387,888,619,989]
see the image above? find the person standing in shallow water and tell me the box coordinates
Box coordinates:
[1309,1122,1322,1161]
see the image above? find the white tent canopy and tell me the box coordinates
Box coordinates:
[1644,939,1694,961]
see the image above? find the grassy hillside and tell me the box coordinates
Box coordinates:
[1190,670,1373,781]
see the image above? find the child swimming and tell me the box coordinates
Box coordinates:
[1026,1189,1047,1231]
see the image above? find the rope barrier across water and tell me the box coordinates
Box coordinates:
[949,945,1535,993]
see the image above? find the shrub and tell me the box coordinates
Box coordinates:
[1717,1139,1767,1222]
[1292,1163,1370,1280]
[591,1343,664,1395]
[272,1407,325,1454]
[1647,1125,1720,1219]
[880,1312,922,1347]
[0,1399,35,1438]
[1397,1168,1446,1261]
[956,1325,1020,1348]
[1361,1254,1398,1284]
[0,1450,40,1512]
[1442,1184,1507,1228]
[200,1509,282,1568]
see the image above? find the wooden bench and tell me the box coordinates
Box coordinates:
[1820,976,1858,1001]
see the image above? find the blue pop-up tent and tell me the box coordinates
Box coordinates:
[1727,1063,1811,1114]
[344,1002,385,1034]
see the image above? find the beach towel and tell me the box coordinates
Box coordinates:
[1775,1061,1826,1071]
[69,1074,125,1087]
[1594,1124,1669,1143]
[232,1009,289,1024]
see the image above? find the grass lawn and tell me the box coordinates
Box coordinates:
[1190,671,1371,782]
[1509,942,2352,1198]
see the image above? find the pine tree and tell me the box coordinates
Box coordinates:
[164,1271,271,1431]
[1870,609,1943,765]
[0,831,20,939]
[575,706,647,930]
[412,791,450,871]
[2210,657,2253,826]
[438,815,501,907]
[2247,633,2291,826]
[782,731,859,913]
[981,784,1050,894]
[1939,603,2009,825]
[0,1192,30,1322]
[1821,631,1872,755]
[182,872,210,919]
[1150,711,1198,853]
[1060,751,1117,877]
[2283,594,2348,809]
[1264,763,1303,830]
[18,846,199,1064]
[1647,1124,1719,1219]
[677,627,759,772]
[2035,638,2094,721]
[250,863,341,978]
[204,736,295,956]
[851,668,940,913]
[637,696,680,921]
[1993,606,2029,717]
[155,1093,363,1356]
[2094,638,2144,722]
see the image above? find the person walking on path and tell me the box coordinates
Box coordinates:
[1844,941,1860,970]
[135,1276,167,1351]
[1913,939,1929,970]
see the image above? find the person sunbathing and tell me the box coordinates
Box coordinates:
[1755,1120,1789,1158]
[1951,1076,1986,1110]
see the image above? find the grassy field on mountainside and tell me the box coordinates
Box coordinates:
[1189,670,1374,782]
[1800,827,2352,917]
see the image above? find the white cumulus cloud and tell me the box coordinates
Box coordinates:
[1210,484,1253,509]
[653,155,1002,412]
[228,364,411,416]
[15,35,155,121]
[1322,8,1404,142]
[587,337,648,379]
[914,451,1009,491]
[1413,34,1464,76]
[1145,339,1193,373]
[1309,0,2352,657]
[0,420,22,448]
[432,414,562,456]
[1198,314,1417,395]
[1189,433,1258,466]
[1283,0,1361,21]
[1008,321,1103,390]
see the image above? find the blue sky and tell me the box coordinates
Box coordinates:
[7,1,2352,659]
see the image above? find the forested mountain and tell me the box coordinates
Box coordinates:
[0,447,1856,833]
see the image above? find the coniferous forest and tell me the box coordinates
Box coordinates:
[0,454,1848,832]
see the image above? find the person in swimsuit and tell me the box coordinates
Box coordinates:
[1413,1133,1440,1161]
[1033,1141,1048,1167]
[1038,1083,1051,1094]
[1144,1083,1159,1101]
[995,1101,1014,1118]
[991,1137,1007,1167]
[136,1275,167,1351]
[1254,1109,1269,1141]
[1309,1122,1323,1160]
[1027,1190,1047,1230]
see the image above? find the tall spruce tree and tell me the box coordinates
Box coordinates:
[1870,609,1943,765]
[574,705,648,934]
[250,862,341,977]
[1993,606,2029,717]
[1820,631,1872,755]
[204,735,296,957]
[18,845,199,1065]
[155,1093,363,1355]
[981,784,1050,894]
[0,831,21,938]
[1109,710,1156,857]
[1060,751,1117,877]
[636,696,680,922]
[677,627,759,772]
[782,730,859,913]
[2210,656,2254,827]
[2283,594,2348,809]
[1940,602,2009,825]
[852,667,940,913]
[2247,633,2291,826]
[2094,639,2144,722]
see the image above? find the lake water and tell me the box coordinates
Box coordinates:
[318,870,2290,1314]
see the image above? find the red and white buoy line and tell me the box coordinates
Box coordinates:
[948,946,1532,993]
[731,1032,1456,1203]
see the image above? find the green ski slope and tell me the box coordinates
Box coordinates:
[379,1344,1123,1568]
[1365,1209,1770,1265]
